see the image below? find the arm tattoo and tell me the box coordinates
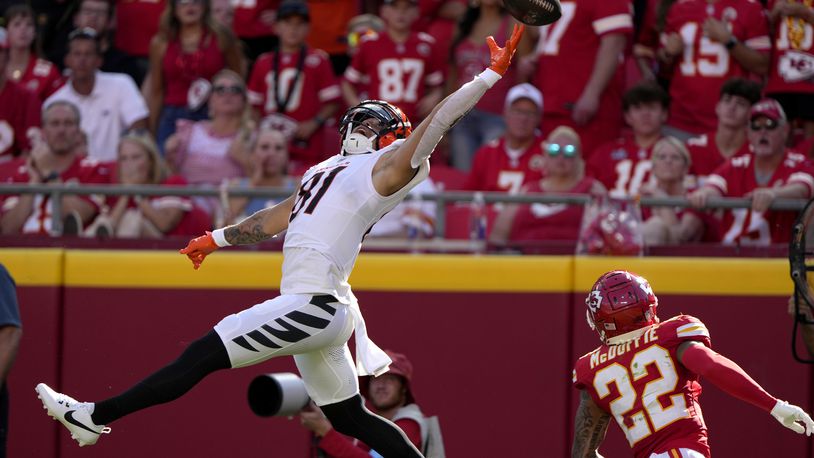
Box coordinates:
[572,391,611,458]
[223,211,273,245]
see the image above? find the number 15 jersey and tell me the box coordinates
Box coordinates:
[572,315,713,457]
[280,139,429,304]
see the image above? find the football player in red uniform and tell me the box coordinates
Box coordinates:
[572,270,814,458]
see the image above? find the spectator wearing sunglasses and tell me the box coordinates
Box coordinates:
[489,126,606,249]
[164,69,251,223]
[688,99,814,245]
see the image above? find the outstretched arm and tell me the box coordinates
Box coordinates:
[678,341,814,435]
[179,193,296,269]
[372,25,525,196]
[571,390,610,458]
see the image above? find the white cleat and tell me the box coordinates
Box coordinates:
[35,383,111,446]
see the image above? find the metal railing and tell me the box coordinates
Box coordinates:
[0,183,808,237]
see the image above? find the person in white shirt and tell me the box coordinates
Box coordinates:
[35,23,525,457]
[44,28,148,162]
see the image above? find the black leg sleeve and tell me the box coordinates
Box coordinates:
[91,330,231,425]
[320,395,424,458]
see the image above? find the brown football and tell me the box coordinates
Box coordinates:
[503,0,562,26]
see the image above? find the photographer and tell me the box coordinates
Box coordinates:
[299,350,429,457]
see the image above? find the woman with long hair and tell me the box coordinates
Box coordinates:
[146,0,245,151]
[3,4,63,101]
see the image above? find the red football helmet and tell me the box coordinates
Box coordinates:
[585,270,659,344]
[339,100,412,155]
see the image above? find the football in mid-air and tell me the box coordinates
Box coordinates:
[503,0,562,26]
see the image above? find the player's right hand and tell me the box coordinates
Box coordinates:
[487,24,525,76]
[771,400,814,435]
[179,231,219,270]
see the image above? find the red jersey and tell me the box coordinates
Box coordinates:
[0,157,112,234]
[232,0,278,39]
[344,31,445,123]
[509,177,596,241]
[0,80,41,159]
[162,32,226,107]
[532,0,633,119]
[706,150,814,244]
[12,57,63,102]
[114,0,166,57]
[587,137,655,197]
[463,137,546,193]
[663,0,770,134]
[573,315,712,458]
[686,132,750,183]
[764,0,814,95]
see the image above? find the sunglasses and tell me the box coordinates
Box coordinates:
[213,85,244,95]
[545,143,578,157]
[749,118,780,132]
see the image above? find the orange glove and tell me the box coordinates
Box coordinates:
[487,24,525,76]
[179,231,219,270]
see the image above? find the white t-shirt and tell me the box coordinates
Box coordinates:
[280,139,430,303]
[44,71,149,162]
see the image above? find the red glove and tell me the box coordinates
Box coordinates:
[179,231,219,270]
[487,24,525,75]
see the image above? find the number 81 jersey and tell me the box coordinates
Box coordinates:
[572,315,712,457]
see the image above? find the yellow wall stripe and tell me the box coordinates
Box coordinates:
[0,249,794,296]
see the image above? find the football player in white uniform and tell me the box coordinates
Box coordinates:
[35,24,525,456]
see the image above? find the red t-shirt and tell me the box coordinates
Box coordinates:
[587,137,655,197]
[463,137,546,193]
[0,157,112,234]
[115,0,167,57]
[0,80,41,158]
[685,132,750,182]
[510,176,596,241]
[162,31,226,107]
[232,0,279,39]
[344,31,445,123]
[573,315,712,458]
[663,0,770,134]
[13,57,63,102]
[705,150,814,244]
[532,0,633,119]
[764,0,814,95]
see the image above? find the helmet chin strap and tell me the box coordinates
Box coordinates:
[342,129,377,155]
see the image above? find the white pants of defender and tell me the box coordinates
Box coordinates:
[650,448,706,458]
[213,293,357,406]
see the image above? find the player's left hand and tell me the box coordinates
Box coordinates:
[487,24,525,76]
[179,231,219,270]
[771,400,814,435]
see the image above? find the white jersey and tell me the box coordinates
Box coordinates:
[280,139,430,304]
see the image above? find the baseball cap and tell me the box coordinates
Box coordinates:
[505,83,544,112]
[0,27,8,50]
[750,98,787,123]
[362,349,417,404]
[276,0,309,21]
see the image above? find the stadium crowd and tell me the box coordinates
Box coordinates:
[0,0,813,248]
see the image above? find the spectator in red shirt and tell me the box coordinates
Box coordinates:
[146,0,245,153]
[0,26,41,161]
[688,98,814,245]
[686,77,762,186]
[528,0,633,156]
[641,136,707,244]
[0,100,111,235]
[341,0,445,125]
[299,350,439,457]
[3,5,63,102]
[247,0,341,173]
[587,82,669,198]
[113,0,167,86]
[230,0,279,63]
[464,83,545,194]
[489,125,606,247]
[89,129,210,238]
[657,0,770,140]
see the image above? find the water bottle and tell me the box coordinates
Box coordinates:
[469,192,487,253]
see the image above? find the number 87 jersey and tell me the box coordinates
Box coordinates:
[572,315,713,457]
